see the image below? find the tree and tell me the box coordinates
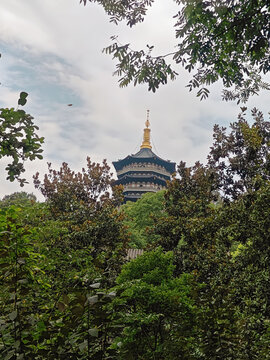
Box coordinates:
[0,200,117,359]
[33,157,124,219]
[0,206,49,359]
[225,183,270,359]
[81,0,270,101]
[207,107,270,200]
[33,158,128,282]
[154,160,218,252]
[151,112,270,358]
[0,191,37,209]
[121,191,166,248]
[0,159,128,359]
[109,248,198,359]
[0,92,44,186]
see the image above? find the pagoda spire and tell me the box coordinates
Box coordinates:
[140,110,152,149]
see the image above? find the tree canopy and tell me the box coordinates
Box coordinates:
[0,191,37,208]
[121,191,166,248]
[81,0,270,101]
[0,92,44,186]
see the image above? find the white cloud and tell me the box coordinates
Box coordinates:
[0,0,269,199]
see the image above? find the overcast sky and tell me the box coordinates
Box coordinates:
[0,0,269,200]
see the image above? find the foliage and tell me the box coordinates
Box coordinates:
[152,118,270,358]
[0,192,37,209]
[33,157,122,216]
[0,207,46,359]
[154,160,218,252]
[0,92,44,186]
[0,158,128,359]
[121,191,166,248]
[226,184,270,359]
[207,107,270,200]
[0,204,114,359]
[33,158,128,283]
[2,109,270,357]
[81,0,270,100]
[176,0,270,102]
[110,248,198,359]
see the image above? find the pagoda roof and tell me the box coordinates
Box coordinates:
[113,148,175,174]
[118,170,170,181]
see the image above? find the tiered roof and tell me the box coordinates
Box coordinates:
[113,147,175,174]
[113,111,176,202]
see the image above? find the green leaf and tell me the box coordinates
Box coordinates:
[20,91,28,98]
[70,305,84,316]
[90,282,101,289]
[78,340,87,352]
[88,328,99,337]
[57,302,66,312]
[4,350,15,360]
[87,295,99,305]
[18,278,28,284]
[8,310,18,321]
[18,99,26,106]
[18,92,28,106]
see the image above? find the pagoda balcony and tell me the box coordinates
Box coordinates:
[123,184,166,192]
[117,164,171,177]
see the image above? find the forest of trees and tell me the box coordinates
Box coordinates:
[1,108,270,359]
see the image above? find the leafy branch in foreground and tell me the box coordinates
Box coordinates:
[104,40,178,92]
[0,92,44,186]
[80,0,155,27]
[81,0,270,101]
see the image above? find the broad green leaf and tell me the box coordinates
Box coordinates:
[8,310,18,321]
[88,328,99,337]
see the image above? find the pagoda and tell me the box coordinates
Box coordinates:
[113,112,176,202]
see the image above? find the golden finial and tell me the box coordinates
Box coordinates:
[141,110,152,149]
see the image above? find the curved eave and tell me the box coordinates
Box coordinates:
[113,156,175,174]
[118,171,170,181]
